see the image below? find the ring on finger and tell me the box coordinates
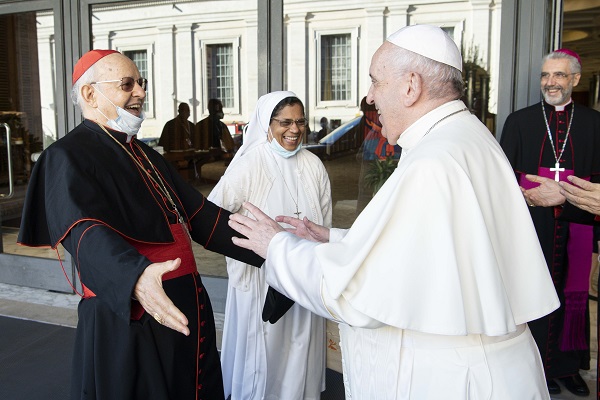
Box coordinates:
[153,312,163,324]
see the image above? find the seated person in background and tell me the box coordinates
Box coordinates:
[315,117,328,142]
[195,98,234,160]
[158,102,195,151]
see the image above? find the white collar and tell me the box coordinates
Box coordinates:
[397,100,468,150]
[552,98,572,112]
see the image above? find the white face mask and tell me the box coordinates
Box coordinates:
[94,86,145,142]
[268,127,302,158]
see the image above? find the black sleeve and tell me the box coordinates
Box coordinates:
[262,287,295,324]
[188,199,295,323]
[189,198,265,267]
[499,113,521,176]
[62,221,150,322]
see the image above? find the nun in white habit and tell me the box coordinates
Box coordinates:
[208,91,332,400]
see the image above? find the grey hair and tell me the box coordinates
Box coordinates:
[543,51,581,74]
[389,46,464,100]
[70,64,98,107]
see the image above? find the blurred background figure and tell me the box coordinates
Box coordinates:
[315,117,328,142]
[158,102,194,151]
[356,96,401,213]
[196,98,234,163]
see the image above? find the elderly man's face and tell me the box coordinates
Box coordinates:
[366,43,404,145]
[540,58,580,106]
[93,54,146,121]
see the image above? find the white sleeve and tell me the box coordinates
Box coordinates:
[265,231,385,328]
[329,228,347,243]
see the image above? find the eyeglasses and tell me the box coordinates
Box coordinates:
[270,118,307,128]
[540,72,577,81]
[90,77,148,92]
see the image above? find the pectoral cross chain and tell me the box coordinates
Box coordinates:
[550,162,565,182]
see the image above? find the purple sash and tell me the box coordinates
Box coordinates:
[520,168,592,351]
[518,166,573,188]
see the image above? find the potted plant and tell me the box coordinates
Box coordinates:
[363,155,398,195]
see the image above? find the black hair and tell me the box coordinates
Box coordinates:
[270,97,305,119]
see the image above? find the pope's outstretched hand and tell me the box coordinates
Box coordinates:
[229,202,331,258]
[229,202,285,258]
[276,215,330,243]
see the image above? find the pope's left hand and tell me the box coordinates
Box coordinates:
[559,176,600,215]
[229,202,284,258]
[522,174,566,207]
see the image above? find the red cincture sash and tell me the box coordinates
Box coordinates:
[82,223,198,320]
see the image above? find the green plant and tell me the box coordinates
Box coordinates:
[364,155,398,194]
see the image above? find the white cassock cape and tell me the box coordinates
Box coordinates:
[209,143,332,400]
[264,100,560,399]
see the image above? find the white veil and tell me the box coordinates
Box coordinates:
[225,90,297,171]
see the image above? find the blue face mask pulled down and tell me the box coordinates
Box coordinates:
[94,85,145,142]
[268,128,302,158]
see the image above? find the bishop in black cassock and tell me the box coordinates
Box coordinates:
[501,48,600,397]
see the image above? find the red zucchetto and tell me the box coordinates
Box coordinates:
[72,49,119,85]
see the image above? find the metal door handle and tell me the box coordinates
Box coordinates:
[0,123,14,199]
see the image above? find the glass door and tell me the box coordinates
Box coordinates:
[0,0,72,292]
[0,9,63,259]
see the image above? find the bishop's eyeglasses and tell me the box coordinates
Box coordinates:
[270,118,307,128]
[540,72,577,82]
[91,77,148,92]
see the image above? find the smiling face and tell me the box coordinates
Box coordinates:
[268,103,305,151]
[541,58,580,106]
[91,54,146,121]
[366,43,406,145]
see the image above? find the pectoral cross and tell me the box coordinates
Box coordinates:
[294,209,302,218]
[550,162,565,182]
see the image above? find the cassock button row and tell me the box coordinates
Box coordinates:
[197,287,203,293]
[201,321,206,327]
[200,337,205,343]
[199,353,205,359]
[200,304,205,310]
[197,384,202,390]
[198,368,202,375]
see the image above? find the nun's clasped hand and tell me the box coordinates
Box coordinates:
[229,202,285,258]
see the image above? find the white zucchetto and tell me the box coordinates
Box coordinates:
[386,25,463,72]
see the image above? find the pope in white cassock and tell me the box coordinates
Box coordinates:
[229,25,560,400]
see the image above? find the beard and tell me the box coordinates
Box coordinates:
[542,84,572,106]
